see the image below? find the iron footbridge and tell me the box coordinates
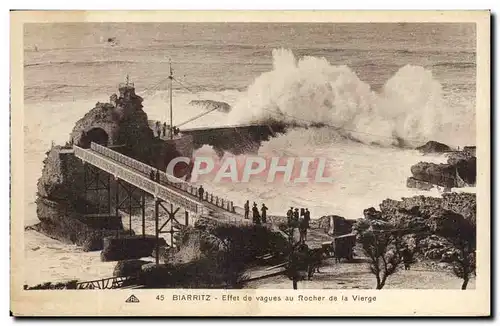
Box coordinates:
[73,142,239,217]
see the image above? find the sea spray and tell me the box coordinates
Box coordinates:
[227,48,473,147]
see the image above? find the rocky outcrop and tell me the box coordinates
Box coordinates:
[31,196,128,249]
[447,152,476,185]
[378,193,476,224]
[32,197,97,244]
[376,193,476,241]
[409,162,457,188]
[406,177,434,190]
[70,85,154,163]
[441,192,476,224]
[456,157,476,185]
[416,141,451,154]
[101,235,165,262]
[34,84,160,246]
[362,207,383,220]
[37,146,85,202]
[358,193,476,263]
[407,148,476,190]
[113,259,150,277]
[463,146,476,156]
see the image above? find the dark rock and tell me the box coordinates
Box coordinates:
[408,147,476,190]
[447,150,475,165]
[442,192,476,224]
[100,235,166,261]
[35,197,98,245]
[378,193,476,227]
[363,207,383,220]
[410,162,457,188]
[138,263,172,288]
[362,193,476,265]
[406,176,434,190]
[416,141,451,154]
[36,146,85,201]
[113,259,150,277]
[426,207,474,239]
[82,234,104,251]
[81,229,134,252]
[70,85,154,162]
[35,196,129,249]
[446,151,476,185]
[454,156,476,185]
[463,146,476,156]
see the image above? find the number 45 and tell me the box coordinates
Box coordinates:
[156,295,164,301]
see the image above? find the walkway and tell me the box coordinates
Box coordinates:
[74,142,241,219]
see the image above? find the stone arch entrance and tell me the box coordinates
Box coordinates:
[79,127,109,148]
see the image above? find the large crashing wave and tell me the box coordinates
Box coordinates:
[227,48,474,147]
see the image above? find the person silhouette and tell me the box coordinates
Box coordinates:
[252,202,261,225]
[198,185,205,200]
[261,203,268,224]
[244,200,250,219]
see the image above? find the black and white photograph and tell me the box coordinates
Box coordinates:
[9,10,491,317]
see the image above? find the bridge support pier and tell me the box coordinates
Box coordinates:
[83,163,111,214]
[115,179,146,236]
[154,198,186,265]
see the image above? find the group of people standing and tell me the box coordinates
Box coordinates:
[154,121,180,138]
[149,169,161,182]
[244,200,268,225]
[287,207,311,242]
[150,169,206,202]
[242,202,311,242]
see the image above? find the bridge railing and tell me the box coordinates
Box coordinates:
[90,142,236,213]
[74,145,203,214]
[91,142,151,176]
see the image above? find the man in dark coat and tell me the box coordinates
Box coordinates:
[198,185,205,200]
[287,207,294,226]
[155,121,161,138]
[401,248,413,270]
[299,209,311,242]
[261,204,268,224]
[293,208,300,225]
[244,200,250,219]
[252,202,261,225]
[304,208,311,226]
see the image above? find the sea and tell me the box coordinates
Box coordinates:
[23,23,477,285]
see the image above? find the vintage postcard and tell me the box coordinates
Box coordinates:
[10,10,490,316]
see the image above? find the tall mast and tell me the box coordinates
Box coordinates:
[168,59,173,140]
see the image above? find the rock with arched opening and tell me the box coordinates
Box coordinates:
[33,84,158,246]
